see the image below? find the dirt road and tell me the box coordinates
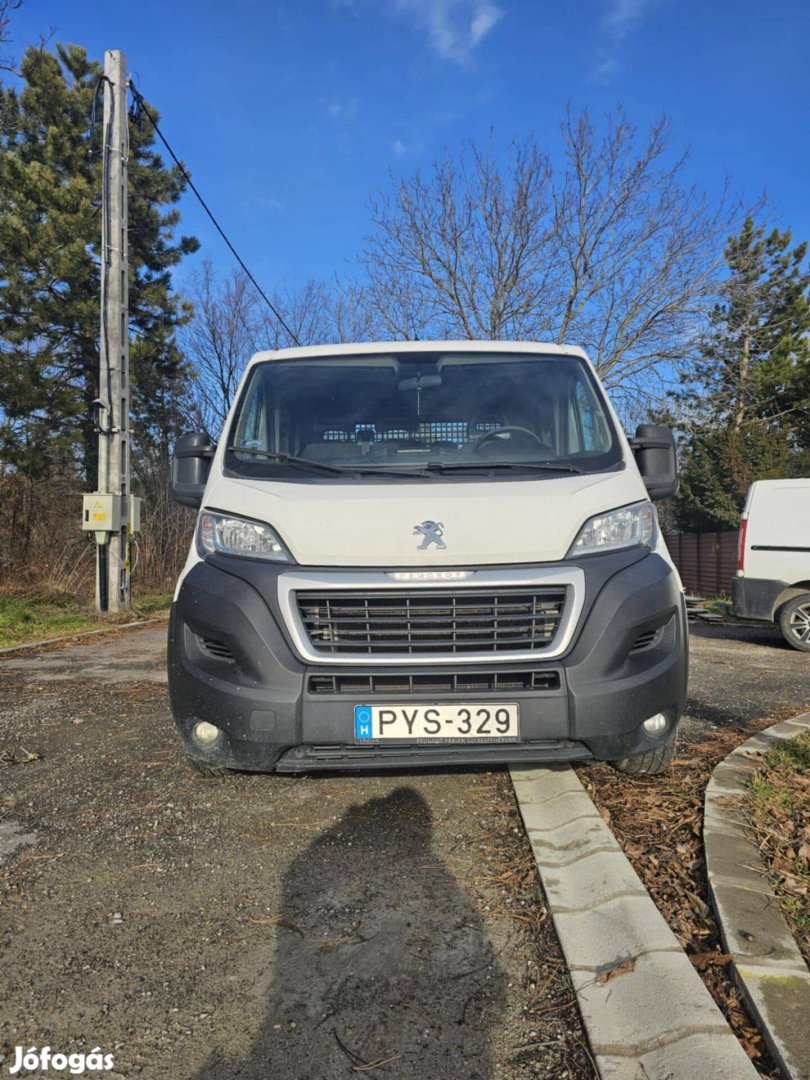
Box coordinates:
[0,620,806,1079]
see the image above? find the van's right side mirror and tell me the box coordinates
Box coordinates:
[630,424,679,501]
[171,431,216,508]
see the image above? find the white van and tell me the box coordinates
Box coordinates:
[168,341,687,776]
[732,478,810,652]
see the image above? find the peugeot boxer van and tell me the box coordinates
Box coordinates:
[168,341,687,776]
[732,478,810,651]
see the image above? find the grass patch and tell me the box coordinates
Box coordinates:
[0,594,97,646]
[0,591,171,649]
[746,730,810,964]
[135,593,172,614]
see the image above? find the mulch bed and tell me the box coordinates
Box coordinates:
[575,713,808,1079]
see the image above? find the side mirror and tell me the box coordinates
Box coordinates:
[630,424,678,502]
[171,431,216,508]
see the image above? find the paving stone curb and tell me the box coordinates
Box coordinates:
[704,710,810,1080]
[510,764,758,1079]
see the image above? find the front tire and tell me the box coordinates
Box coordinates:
[778,593,810,652]
[612,727,678,776]
[185,754,232,778]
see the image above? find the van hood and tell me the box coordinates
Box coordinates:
[203,469,647,567]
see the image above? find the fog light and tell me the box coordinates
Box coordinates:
[643,713,668,735]
[193,721,221,745]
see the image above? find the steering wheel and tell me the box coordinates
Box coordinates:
[471,426,548,455]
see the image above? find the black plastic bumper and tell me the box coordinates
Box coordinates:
[168,550,688,773]
[732,576,787,622]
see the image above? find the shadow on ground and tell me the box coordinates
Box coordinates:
[689,621,789,650]
[194,787,505,1079]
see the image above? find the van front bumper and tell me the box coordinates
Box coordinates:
[168,550,688,773]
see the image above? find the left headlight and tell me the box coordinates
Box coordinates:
[567,501,656,557]
[196,511,292,562]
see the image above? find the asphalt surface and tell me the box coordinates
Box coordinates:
[0,619,806,1079]
[684,621,810,731]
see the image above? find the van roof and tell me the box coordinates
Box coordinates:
[247,340,590,366]
[750,478,810,492]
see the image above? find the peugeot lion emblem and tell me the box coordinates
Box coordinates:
[414,520,446,550]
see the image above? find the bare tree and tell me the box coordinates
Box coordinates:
[181,260,258,434]
[182,263,353,435]
[362,137,557,341]
[552,109,732,400]
[0,1,22,68]
[255,278,345,352]
[358,106,739,408]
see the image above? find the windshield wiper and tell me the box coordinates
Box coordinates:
[348,466,433,479]
[226,448,431,479]
[227,447,579,478]
[423,460,584,475]
[226,448,348,475]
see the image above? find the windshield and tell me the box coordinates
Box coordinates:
[225,352,622,480]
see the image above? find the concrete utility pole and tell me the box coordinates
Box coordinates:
[83,50,139,613]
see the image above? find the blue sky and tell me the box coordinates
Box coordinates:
[7,0,810,295]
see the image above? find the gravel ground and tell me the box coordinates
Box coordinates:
[0,619,805,1080]
[0,627,591,1080]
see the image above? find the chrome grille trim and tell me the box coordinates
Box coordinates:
[278,568,585,665]
[297,588,567,654]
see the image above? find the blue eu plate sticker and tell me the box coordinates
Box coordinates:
[354,705,373,740]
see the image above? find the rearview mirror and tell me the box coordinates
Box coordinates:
[630,424,678,501]
[398,374,443,392]
[171,431,216,508]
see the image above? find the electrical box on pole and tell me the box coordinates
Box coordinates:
[86,49,141,613]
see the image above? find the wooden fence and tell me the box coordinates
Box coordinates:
[664,530,739,598]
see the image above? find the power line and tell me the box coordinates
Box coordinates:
[128,84,302,348]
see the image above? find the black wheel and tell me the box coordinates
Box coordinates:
[778,593,810,653]
[612,727,678,776]
[185,754,231,778]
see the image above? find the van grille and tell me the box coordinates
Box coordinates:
[308,670,561,694]
[296,587,568,657]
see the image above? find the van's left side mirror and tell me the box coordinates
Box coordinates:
[171,431,216,508]
[630,424,679,501]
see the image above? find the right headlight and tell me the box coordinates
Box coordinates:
[567,501,656,557]
[196,511,292,562]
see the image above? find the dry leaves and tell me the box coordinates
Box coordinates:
[0,746,42,766]
[596,957,636,984]
[576,717,801,1078]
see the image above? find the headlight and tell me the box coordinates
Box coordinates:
[196,511,292,562]
[568,501,656,557]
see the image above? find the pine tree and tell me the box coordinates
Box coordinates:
[674,218,810,530]
[0,43,198,490]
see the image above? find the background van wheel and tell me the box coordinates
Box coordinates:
[185,754,231,778]
[612,728,678,776]
[778,593,810,652]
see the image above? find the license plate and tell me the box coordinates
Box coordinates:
[354,703,519,741]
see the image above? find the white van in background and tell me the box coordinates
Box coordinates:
[733,478,810,652]
[168,340,688,776]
